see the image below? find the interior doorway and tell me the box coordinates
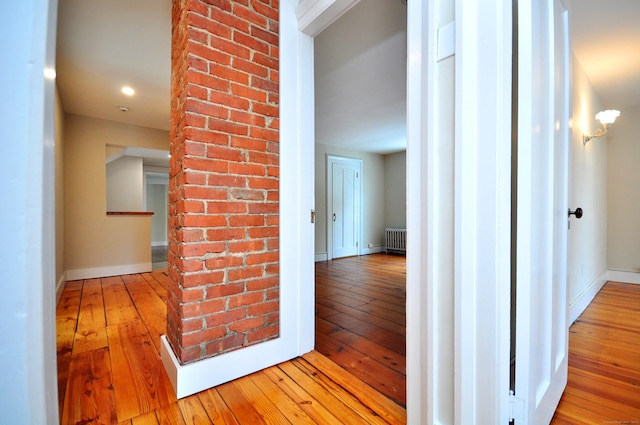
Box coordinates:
[311,0,408,407]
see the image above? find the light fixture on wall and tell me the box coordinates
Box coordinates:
[583,109,620,145]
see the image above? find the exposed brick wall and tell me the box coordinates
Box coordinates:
[168,0,279,364]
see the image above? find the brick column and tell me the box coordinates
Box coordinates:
[168,0,279,364]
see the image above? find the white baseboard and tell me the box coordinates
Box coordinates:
[152,241,168,247]
[605,270,640,285]
[161,335,301,399]
[569,272,608,324]
[56,272,67,305]
[315,253,328,262]
[66,263,152,280]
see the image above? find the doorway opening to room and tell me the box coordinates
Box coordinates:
[312,0,408,407]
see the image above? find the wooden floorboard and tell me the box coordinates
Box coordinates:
[551,281,640,424]
[314,254,407,406]
[57,266,407,424]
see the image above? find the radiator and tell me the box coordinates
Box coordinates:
[385,228,407,254]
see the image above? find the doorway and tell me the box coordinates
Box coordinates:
[311,0,408,407]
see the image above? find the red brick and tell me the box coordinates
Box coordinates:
[205,334,245,356]
[204,256,244,270]
[181,326,226,347]
[247,227,278,238]
[229,215,264,227]
[233,4,267,27]
[231,84,267,103]
[230,136,266,151]
[206,201,248,214]
[247,202,278,214]
[182,214,227,227]
[180,298,225,317]
[210,7,249,34]
[206,228,245,241]
[246,251,278,265]
[230,188,264,200]
[206,145,245,162]
[183,186,228,200]
[228,291,265,309]
[228,266,264,281]
[205,308,246,328]
[184,128,230,146]
[247,324,279,344]
[183,157,229,173]
[229,317,265,333]
[180,242,226,257]
[228,240,264,253]
[250,26,278,46]
[229,163,265,176]
[247,176,278,189]
[207,174,246,188]
[182,271,225,288]
[205,282,245,298]
[185,98,229,120]
[207,119,249,137]
[246,276,279,291]
[247,300,278,316]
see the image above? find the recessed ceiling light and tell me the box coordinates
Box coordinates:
[121,86,135,96]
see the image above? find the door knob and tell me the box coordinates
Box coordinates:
[568,208,583,219]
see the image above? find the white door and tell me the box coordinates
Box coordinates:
[514,0,570,423]
[327,156,361,259]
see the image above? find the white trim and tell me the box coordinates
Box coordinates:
[161,335,299,398]
[569,272,607,324]
[152,241,168,247]
[606,270,640,285]
[66,263,152,280]
[406,0,437,422]
[314,252,328,262]
[454,0,512,423]
[296,0,360,36]
[56,272,67,305]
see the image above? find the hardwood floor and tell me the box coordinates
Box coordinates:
[56,269,406,424]
[314,254,406,407]
[551,281,640,424]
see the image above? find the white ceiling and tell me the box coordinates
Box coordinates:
[56,0,171,131]
[314,0,407,155]
[55,0,639,153]
[571,0,640,110]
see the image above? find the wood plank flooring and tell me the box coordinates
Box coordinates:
[314,254,406,407]
[56,268,406,424]
[551,281,640,424]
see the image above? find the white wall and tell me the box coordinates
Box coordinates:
[567,54,608,313]
[147,182,168,245]
[106,155,144,211]
[64,114,168,277]
[384,151,406,228]
[607,104,640,272]
[315,143,386,257]
[0,0,59,422]
[55,84,66,293]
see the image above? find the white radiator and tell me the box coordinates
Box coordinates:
[385,228,407,254]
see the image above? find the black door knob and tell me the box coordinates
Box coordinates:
[568,208,583,219]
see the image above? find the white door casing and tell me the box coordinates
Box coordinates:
[514,0,571,423]
[327,156,362,259]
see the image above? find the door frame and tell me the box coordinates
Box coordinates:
[326,155,362,260]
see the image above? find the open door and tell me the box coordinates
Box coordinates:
[513,0,570,423]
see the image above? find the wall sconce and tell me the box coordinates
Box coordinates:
[583,109,620,145]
